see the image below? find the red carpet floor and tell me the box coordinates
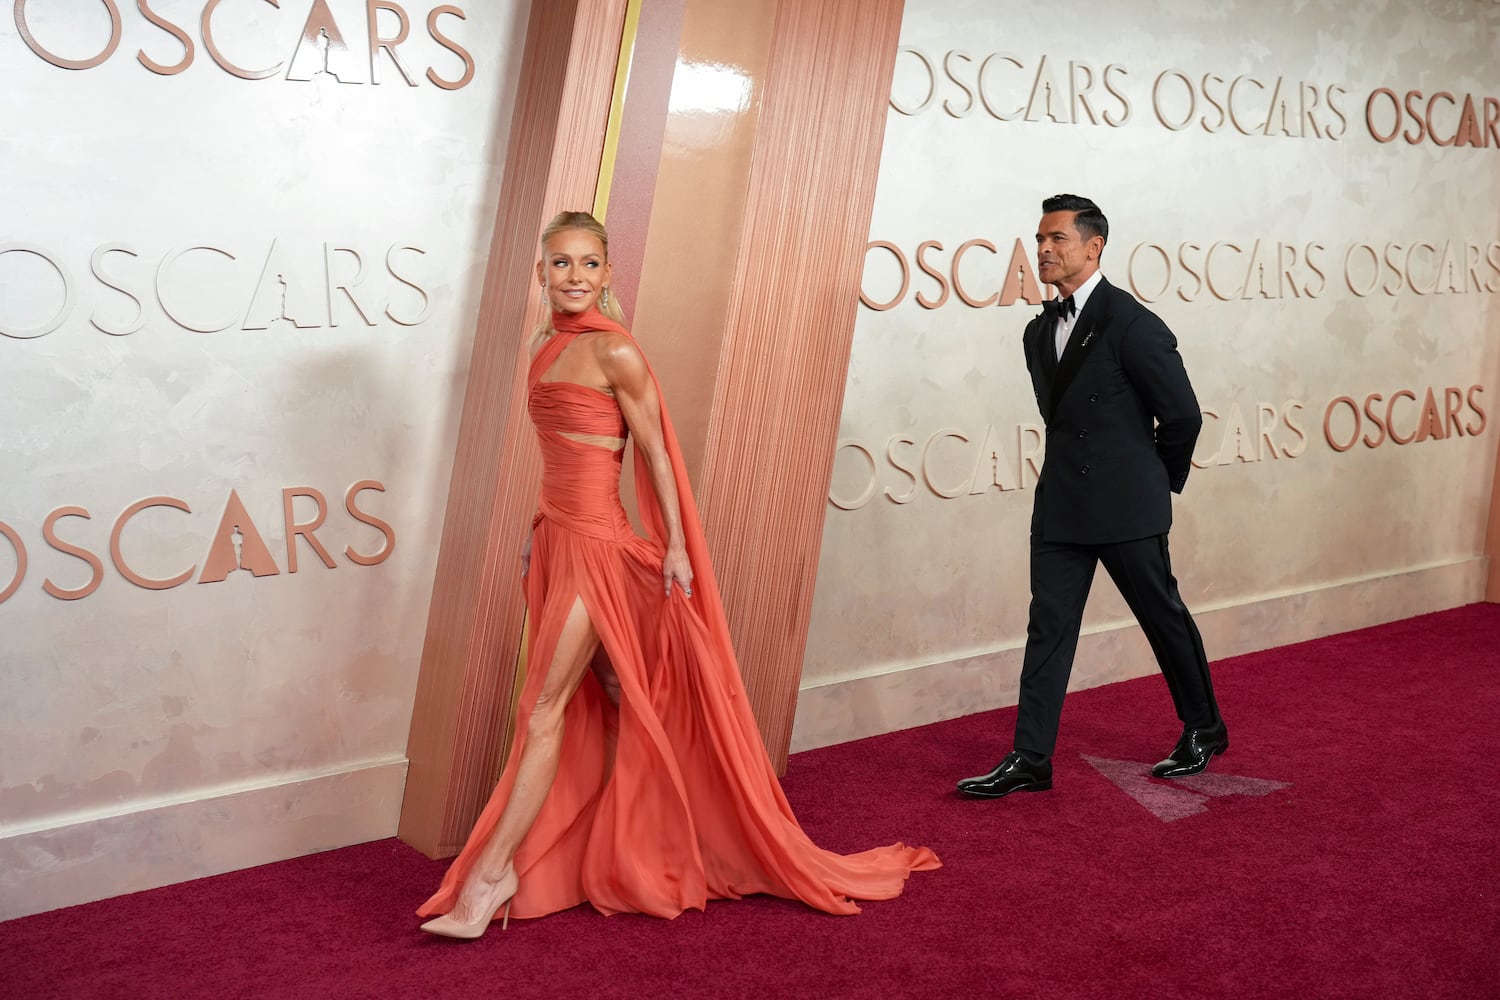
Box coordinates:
[4,604,1499,999]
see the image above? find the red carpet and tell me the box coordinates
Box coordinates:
[5,605,1499,999]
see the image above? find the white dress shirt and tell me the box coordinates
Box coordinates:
[1055,270,1104,361]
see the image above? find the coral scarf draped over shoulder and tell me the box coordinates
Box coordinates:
[418,308,938,921]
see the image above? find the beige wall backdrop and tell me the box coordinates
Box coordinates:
[0,1,527,918]
[3,0,1497,920]
[794,0,1500,750]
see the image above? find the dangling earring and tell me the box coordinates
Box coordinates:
[601,286,610,309]
[539,283,547,306]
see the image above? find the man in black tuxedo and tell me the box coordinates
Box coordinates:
[957,194,1227,799]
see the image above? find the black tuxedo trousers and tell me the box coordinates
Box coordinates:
[1014,531,1220,755]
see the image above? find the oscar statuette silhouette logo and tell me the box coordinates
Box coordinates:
[200,492,281,582]
[1083,755,1290,822]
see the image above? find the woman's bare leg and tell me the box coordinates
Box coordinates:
[445,595,600,923]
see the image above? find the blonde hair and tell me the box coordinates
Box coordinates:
[533,211,626,344]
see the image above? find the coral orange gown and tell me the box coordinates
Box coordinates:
[418,308,938,921]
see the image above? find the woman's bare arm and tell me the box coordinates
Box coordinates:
[597,334,693,597]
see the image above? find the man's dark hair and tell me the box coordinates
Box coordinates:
[1042,193,1108,246]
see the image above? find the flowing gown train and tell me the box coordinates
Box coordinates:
[418,308,939,921]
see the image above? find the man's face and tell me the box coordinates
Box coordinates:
[1035,210,1102,293]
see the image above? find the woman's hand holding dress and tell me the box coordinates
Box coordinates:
[662,545,693,598]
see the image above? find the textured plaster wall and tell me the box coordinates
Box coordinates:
[795,0,1500,749]
[0,0,528,918]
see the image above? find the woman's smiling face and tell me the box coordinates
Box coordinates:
[538,229,611,314]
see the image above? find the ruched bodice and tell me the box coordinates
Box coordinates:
[419,310,937,925]
[529,379,631,540]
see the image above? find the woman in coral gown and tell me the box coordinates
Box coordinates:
[417,212,938,939]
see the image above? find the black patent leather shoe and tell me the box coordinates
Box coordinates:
[956,750,1053,798]
[1151,722,1229,778]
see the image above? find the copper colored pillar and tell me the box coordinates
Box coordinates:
[398,0,628,859]
[693,0,906,769]
[401,0,905,861]
[622,0,905,771]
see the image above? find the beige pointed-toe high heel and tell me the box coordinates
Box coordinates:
[419,869,518,940]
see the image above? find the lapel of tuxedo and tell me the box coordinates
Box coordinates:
[1049,278,1108,419]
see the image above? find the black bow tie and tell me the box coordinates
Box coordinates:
[1043,295,1076,320]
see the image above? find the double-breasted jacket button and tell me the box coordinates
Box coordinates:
[1080,465,1091,475]
[1077,428,1089,439]
[1089,393,1100,402]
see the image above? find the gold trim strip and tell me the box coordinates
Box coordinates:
[593,0,644,221]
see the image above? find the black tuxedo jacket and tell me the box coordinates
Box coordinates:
[1021,276,1202,546]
